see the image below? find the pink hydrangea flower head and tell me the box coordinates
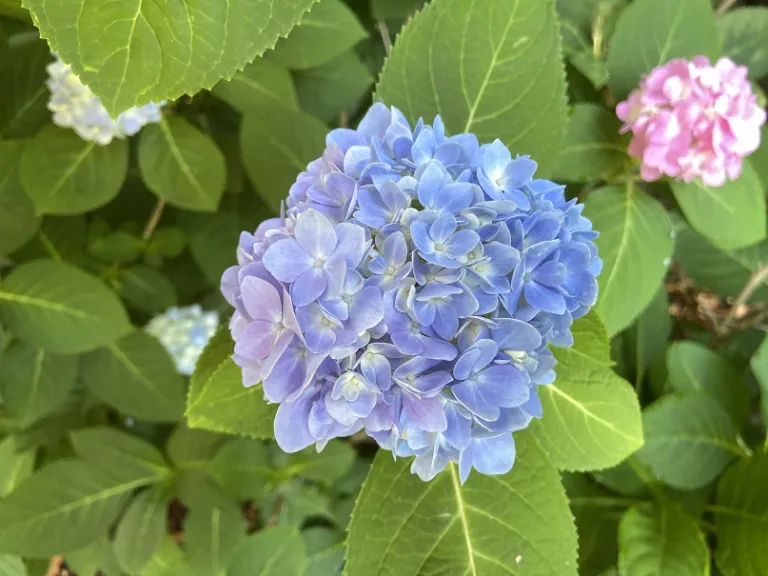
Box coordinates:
[616,57,766,187]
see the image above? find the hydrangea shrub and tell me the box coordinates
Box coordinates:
[0,0,765,575]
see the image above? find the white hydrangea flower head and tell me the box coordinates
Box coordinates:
[46,57,165,145]
[145,305,220,376]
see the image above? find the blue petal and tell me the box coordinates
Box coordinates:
[262,239,312,283]
[295,209,337,259]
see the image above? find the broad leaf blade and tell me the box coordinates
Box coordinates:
[344,431,578,576]
[213,58,300,113]
[114,488,168,575]
[81,330,186,422]
[607,0,720,99]
[584,184,673,337]
[20,126,128,216]
[635,394,742,489]
[619,502,710,576]
[22,0,319,116]
[671,163,767,250]
[719,7,768,79]
[0,142,38,257]
[228,526,306,576]
[138,117,226,212]
[376,0,569,176]
[0,40,50,139]
[0,259,132,354]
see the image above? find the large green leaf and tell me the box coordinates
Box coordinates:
[0,142,38,257]
[20,126,129,215]
[671,163,766,250]
[551,104,628,182]
[751,337,768,420]
[619,503,709,576]
[626,287,671,386]
[0,555,26,576]
[376,0,569,176]
[667,341,748,425]
[70,427,171,484]
[228,526,306,576]
[81,330,185,422]
[0,437,35,499]
[22,0,319,116]
[0,259,131,354]
[719,8,768,79]
[635,394,743,489]
[0,40,50,139]
[344,431,578,576]
[607,0,720,99]
[118,266,177,314]
[241,106,327,212]
[295,51,373,123]
[187,326,275,438]
[0,340,78,428]
[283,442,356,486]
[674,226,768,301]
[531,369,643,472]
[714,455,768,576]
[269,0,368,70]
[140,538,191,576]
[0,460,151,557]
[63,537,121,576]
[584,184,673,337]
[138,117,226,212]
[208,438,271,500]
[166,424,227,469]
[114,488,168,575]
[212,58,300,113]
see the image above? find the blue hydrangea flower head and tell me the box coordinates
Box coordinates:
[145,305,219,376]
[46,57,165,145]
[222,103,601,482]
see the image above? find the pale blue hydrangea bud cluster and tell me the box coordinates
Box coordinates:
[46,57,165,145]
[145,305,219,376]
[222,103,601,482]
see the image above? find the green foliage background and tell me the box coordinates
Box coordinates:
[0,0,767,574]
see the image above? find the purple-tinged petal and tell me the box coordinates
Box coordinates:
[263,239,313,282]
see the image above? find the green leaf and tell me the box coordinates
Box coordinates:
[295,51,373,123]
[70,427,171,484]
[0,555,26,576]
[114,488,168,575]
[283,442,356,485]
[269,0,367,70]
[371,0,422,21]
[719,8,768,79]
[593,460,647,497]
[241,106,327,212]
[674,226,768,301]
[0,40,50,139]
[88,231,144,264]
[344,430,578,576]
[0,142,38,257]
[182,474,246,576]
[635,394,742,490]
[584,184,674,337]
[228,526,306,576]
[667,341,749,425]
[376,0,569,176]
[140,537,191,576]
[569,49,609,89]
[671,163,766,250]
[138,117,226,212]
[751,337,768,420]
[208,438,271,501]
[81,330,185,422]
[0,259,131,354]
[714,454,768,576]
[0,341,78,428]
[276,482,333,526]
[551,104,628,181]
[531,369,643,472]
[22,0,318,116]
[119,266,177,314]
[305,547,344,576]
[166,424,227,469]
[0,459,149,556]
[64,537,121,576]
[0,436,35,499]
[20,126,129,216]
[556,0,626,56]
[607,0,720,99]
[303,527,341,556]
[626,287,671,386]
[619,502,709,576]
[146,227,187,259]
[553,311,614,371]
[213,57,299,113]
[187,357,276,439]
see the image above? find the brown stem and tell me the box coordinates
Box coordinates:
[716,0,738,16]
[718,263,768,335]
[142,199,167,241]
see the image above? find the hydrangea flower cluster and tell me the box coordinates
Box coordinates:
[617,56,766,187]
[146,305,219,376]
[46,57,165,145]
[222,104,601,482]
